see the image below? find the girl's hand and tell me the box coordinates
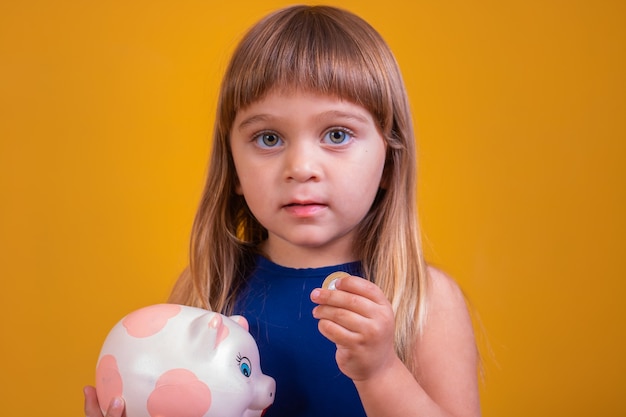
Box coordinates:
[83,386,125,417]
[310,275,397,382]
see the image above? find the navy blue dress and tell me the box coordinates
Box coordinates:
[234,256,367,417]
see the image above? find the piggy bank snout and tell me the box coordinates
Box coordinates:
[250,374,276,411]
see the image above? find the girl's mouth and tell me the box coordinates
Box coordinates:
[283,202,326,217]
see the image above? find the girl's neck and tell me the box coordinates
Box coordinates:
[259,239,358,269]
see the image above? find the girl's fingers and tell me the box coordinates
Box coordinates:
[312,275,395,348]
[84,386,125,417]
[333,275,387,302]
[311,275,388,318]
[84,386,104,417]
[314,303,367,335]
[103,397,125,417]
[317,316,361,346]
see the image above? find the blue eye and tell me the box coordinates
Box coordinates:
[240,362,251,377]
[237,355,252,378]
[324,129,352,144]
[255,132,282,148]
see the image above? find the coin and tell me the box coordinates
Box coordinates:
[322,271,350,290]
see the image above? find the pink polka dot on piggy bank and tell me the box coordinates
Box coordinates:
[95,304,275,417]
[147,369,212,417]
[95,354,123,409]
[122,304,181,338]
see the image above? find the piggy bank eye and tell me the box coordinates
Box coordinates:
[240,362,251,377]
[237,354,252,378]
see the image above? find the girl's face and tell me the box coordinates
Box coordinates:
[230,89,387,268]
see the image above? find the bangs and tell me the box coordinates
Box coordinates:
[220,6,395,133]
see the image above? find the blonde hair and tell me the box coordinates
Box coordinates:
[169,5,428,375]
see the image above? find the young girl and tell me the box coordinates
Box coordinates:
[85,5,480,417]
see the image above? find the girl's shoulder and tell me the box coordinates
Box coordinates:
[425,265,468,311]
[422,265,475,338]
[416,266,480,412]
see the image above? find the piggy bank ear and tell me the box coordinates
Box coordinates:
[208,314,230,349]
[229,315,249,332]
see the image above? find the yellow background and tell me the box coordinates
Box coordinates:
[1,0,624,416]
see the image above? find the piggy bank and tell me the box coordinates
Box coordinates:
[95,304,275,417]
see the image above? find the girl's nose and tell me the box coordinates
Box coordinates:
[284,143,321,183]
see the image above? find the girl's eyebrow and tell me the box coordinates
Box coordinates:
[316,110,370,125]
[236,109,371,132]
[236,114,273,132]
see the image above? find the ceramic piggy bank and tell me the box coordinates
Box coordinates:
[95,304,275,417]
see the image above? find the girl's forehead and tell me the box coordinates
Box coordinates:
[238,86,365,113]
